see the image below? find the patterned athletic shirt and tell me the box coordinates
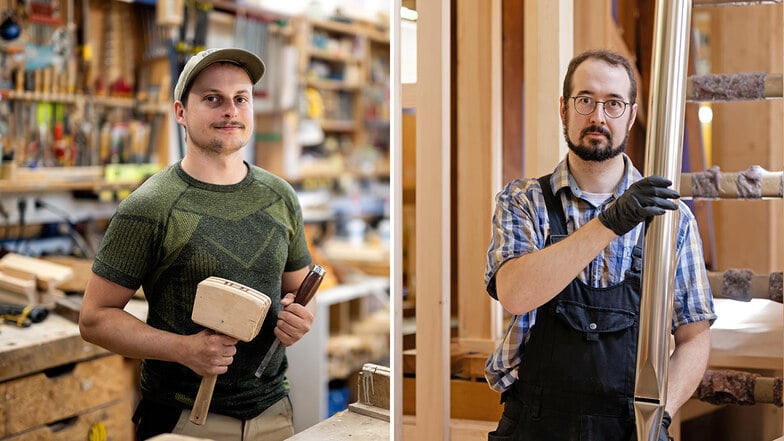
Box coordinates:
[93,161,312,419]
[483,154,717,393]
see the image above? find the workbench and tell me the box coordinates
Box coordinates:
[0,300,146,440]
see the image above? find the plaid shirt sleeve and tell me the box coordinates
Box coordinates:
[672,201,717,329]
[484,178,544,391]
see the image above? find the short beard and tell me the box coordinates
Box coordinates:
[563,122,628,162]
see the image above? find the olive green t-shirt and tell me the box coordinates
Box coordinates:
[92,161,311,419]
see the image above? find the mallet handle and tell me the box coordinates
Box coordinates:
[190,374,217,425]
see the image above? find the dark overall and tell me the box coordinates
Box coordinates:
[489,175,643,441]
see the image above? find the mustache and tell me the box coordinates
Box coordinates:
[581,125,611,138]
[212,121,245,129]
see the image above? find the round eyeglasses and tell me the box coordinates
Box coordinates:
[571,96,629,119]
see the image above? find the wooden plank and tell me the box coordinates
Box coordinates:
[355,364,390,411]
[573,0,613,54]
[456,0,495,343]
[402,415,497,441]
[0,299,147,382]
[414,0,451,438]
[40,256,94,294]
[403,377,503,421]
[0,273,36,302]
[0,253,74,291]
[287,410,389,440]
[523,0,572,178]
[0,313,108,383]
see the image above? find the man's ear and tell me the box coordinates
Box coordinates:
[627,102,639,132]
[174,101,186,127]
[559,96,567,125]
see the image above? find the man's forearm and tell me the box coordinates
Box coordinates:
[665,322,711,415]
[80,307,187,363]
[496,217,618,315]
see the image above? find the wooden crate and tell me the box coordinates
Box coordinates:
[0,354,135,438]
[4,399,134,441]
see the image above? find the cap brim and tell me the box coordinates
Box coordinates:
[174,48,266,101]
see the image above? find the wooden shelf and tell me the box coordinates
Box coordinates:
[306,78,361,91]
[0,164,155,194]
[321,119,357,132]
[0,90,169,114]
[308,48,363,64]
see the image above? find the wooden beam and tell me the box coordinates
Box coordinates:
[456,0,497,343]
[523,0,572,178]
[502,0,524,184]
[414,0,451,438]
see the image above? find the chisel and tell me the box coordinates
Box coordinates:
[254,264,326,378]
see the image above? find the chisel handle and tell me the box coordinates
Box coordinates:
[190,374,217,425]
[293,265,326,305]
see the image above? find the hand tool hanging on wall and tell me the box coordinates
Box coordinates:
[0,0,22,41]
[173,0,191,75]
[191,1,210,55]
[79,0,93,94]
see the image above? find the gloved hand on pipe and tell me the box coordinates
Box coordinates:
[658,411,674,441]
[629,411,674,441]
[598,176,679,236]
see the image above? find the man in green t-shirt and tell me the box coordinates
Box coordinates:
[80,47,314,441]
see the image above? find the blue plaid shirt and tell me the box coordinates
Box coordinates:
[484,154,717,392]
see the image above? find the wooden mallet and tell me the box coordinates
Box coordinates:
[189,277,271,425]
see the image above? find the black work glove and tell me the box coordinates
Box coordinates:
[659,411,673,441]
[598,176,680,236]
[628,411,673,441]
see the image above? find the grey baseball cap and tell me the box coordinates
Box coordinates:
[173,47,266,102]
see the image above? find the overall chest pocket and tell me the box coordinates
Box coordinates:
[555,300,636,342]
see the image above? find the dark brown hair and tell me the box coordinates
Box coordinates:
[562,49,637,105]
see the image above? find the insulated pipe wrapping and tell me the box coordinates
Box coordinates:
[696,369,783,407]
[681,166,784,199]
[686,73,783,101]
[635,1,692,440]
[708,270,784,302]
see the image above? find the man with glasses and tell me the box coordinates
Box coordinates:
[484,49,716,440]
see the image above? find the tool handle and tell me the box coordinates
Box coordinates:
[254,265,326,378]
[190,374,217,425]
[292,264,326,306]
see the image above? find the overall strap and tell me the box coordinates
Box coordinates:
[629,222,646,275]
[537,174,568,241]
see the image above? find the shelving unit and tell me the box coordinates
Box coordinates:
[284,16,389,181]
[0,0,171,194]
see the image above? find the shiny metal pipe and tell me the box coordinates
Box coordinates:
[634,1,692,440]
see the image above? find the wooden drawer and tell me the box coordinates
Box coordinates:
[4,399,134,441]
[0,354,136,437]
